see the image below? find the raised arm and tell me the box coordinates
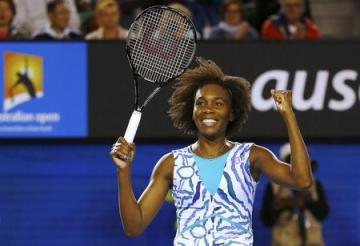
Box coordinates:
[110,137,173,236]
[250,90,312,190]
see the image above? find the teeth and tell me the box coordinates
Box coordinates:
[202,119,217,126]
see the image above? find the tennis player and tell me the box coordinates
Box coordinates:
[111,57,312,245]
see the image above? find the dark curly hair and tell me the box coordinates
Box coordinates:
[168,57,251,137]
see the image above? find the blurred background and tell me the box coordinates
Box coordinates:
[0,0,359,245]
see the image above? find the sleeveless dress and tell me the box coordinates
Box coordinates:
[172,142,257,246]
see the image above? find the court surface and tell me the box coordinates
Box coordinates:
[0,143,359,245]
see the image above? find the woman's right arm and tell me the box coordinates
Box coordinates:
[111,137,173,236]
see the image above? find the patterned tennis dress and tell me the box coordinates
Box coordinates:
[172,142,257,246]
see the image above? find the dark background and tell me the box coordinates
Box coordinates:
[88,40,360,141]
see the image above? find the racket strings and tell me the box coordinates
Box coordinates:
[165,13,192,76]
[130,11,168,82]
[138,11,165,81]
[128,7,196,83]
[133,10,182,81]
[156,12,186,80]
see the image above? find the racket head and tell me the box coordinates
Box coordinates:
[126,5,197,86]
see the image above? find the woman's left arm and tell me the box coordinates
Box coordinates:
[250,89,312,190]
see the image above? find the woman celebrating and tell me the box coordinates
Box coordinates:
[111,58,312,245]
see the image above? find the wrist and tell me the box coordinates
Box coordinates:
[117,166,131,176]
[281,109,296,120]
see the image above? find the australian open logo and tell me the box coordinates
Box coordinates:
[0,51,60,134]
[3,52,43,111]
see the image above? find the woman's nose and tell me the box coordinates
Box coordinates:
[202,104,214,113]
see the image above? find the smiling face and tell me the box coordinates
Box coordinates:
[193,83,234,139]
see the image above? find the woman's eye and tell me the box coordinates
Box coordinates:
[215,101,224,106]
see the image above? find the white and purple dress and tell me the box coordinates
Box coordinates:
[172,142,257,246]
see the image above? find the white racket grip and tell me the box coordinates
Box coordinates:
[124,110,142,143]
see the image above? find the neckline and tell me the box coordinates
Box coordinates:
[191,147,232,160]
[190,142,236,160]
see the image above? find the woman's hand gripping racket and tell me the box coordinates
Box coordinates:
[123,5,197,143]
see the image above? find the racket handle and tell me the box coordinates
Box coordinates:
[124,110,142,143]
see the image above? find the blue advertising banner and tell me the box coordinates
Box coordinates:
[0,42,87,137]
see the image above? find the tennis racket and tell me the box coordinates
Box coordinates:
[123,5,197,143]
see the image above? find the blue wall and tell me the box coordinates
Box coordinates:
[0,143,359,245]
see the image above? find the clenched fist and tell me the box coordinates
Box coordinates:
[271,89,293,115]
[110,137,136,169]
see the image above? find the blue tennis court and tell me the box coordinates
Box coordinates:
[0,143,359,245]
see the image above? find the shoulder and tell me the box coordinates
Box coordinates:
[227,142,253,159]
[119,26,129,39]
[248,144,278,181]
[263,15,279,28]
[262,13,286,32]
[261,18,282,38]
[208,26,226,39]
[304,18,320,37]
[172,145,192,156]
[209,25,222,33]
[10,28,27,40]
[249,144,277,164]
[85,29,101,40]
[158,152,175,165]
[151,152,174,181]
[304,18,319,29]
[232,141,253,148]
[229,141,252,150]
